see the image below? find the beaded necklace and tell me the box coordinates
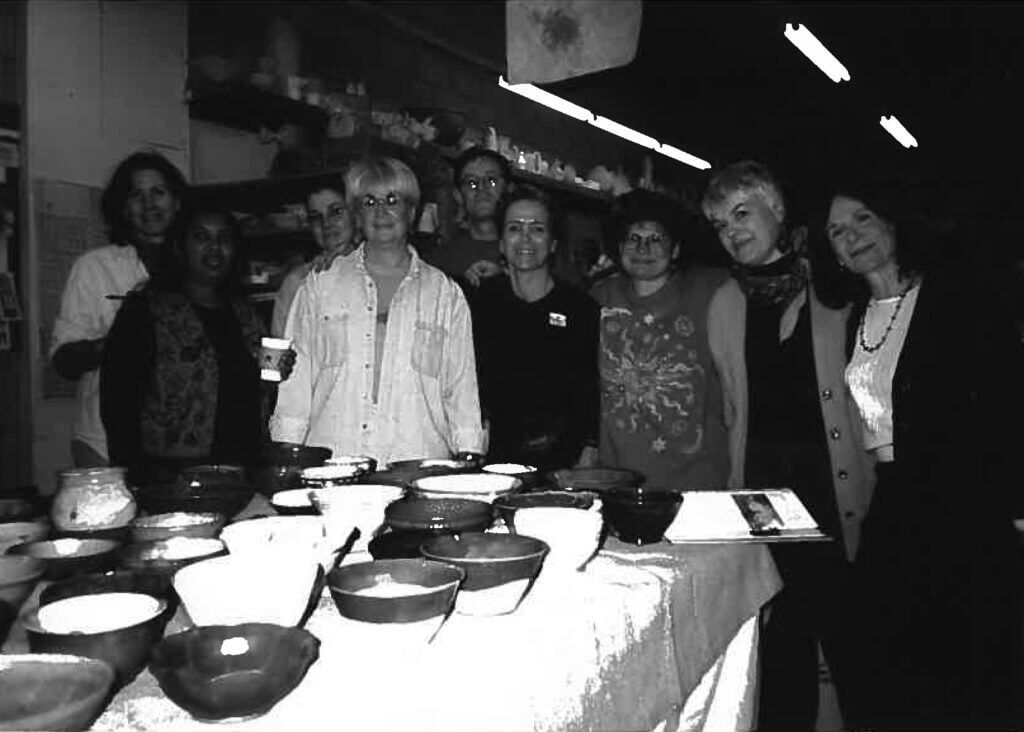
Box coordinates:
[858,278,917,353]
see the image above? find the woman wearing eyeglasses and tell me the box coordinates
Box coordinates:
[590,191,729,490]
[271,180,356,337]
[428,147,510,288]
[270,157,485,464]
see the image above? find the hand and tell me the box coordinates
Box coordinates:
[277,348,297,382]
[463,260,503,287]
[575,445,600,468]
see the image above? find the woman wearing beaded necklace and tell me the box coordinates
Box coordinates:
[701,161,873,730]
[822,181,1023,730]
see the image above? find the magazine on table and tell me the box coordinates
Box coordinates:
[664,488,830,544]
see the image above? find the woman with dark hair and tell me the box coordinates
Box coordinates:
[50,151,188,466]
[101,206,282,484]
[590,190,729,490]
[822,181,1023,729]
[469,184,600,470]
[701,161,874,730]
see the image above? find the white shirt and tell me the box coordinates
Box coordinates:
[271,261,314,338]
[270,244,484,464]
[845,283,921,458]
[49,244,149,458]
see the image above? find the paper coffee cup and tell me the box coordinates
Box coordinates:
[260,337,292,382]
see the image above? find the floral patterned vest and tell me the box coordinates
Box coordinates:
[140,291,264,459]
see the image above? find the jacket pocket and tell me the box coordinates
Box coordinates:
[411,320,445,378]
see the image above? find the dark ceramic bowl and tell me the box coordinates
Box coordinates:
[419,533,548,615]
[602,488,684,545]
[23,592,169,688]
[327,558,464,624]
[0,520,50,555]
[7,538,121,581]
[0,654,116,732]
[149,623,319,722]
[269,489,318,516]
[548,467,645,494]
[134,482,255,521]
[129,511,224,543]
[384,497,493,533]
[119,538,227,580]
[40,569,176,613]
[252,443,333,497]
[52,525,132,545]
[178,464,247,487]
[0,554,46,609]
[374,457,477,486]
[492,490,600,530]
[368,529,443,560]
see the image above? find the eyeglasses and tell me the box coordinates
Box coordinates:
[360,192,404,211]
[460,175,503,191]
[622,232,671,251]
[307,203,349,226]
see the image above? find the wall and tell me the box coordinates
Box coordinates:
[25,0,188,493]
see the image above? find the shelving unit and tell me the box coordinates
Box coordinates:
[188,83,328,134]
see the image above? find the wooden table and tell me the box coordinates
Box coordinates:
[5,539,780,731]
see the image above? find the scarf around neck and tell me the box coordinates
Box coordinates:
[733,251,808,307]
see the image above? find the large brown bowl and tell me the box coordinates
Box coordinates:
[492,490,600,530]
[23,593,169,688]
[134,482,255,521]
[327,558,464,624]
[602,487,683,545]
[0,654,116,732]
[130,512,224,543]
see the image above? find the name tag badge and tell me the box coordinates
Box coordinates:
[549,312,567,328]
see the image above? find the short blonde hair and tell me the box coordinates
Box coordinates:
[344,157,421,211]
[701,160,786,222]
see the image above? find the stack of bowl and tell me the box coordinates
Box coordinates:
[514,506,603,572]
[420,533,548,616]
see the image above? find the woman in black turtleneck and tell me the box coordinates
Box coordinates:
[701,162,873,731]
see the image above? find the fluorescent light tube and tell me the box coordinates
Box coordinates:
[784,23,850,83]
[879,115,918,148]
[589,115,659,149]
[656,143,712,170]
[497,76,593,121]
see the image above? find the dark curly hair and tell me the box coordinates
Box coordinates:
[100,151,189,245]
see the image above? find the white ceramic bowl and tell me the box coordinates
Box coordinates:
[173,553,318,627]
[514,507,603,572]
[313,484,405,552]
[410,473,520,503]
[220,516,332,567]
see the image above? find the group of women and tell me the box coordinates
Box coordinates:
[52,150,1022,730]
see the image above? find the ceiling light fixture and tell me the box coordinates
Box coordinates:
[783,23,850,83]
[497,76,711,170]
[589,115,659,149]
[497,75,593,121]
[879,115,918,148]
[657,144,712,170]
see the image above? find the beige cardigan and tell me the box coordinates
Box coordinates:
[707,278,875,560]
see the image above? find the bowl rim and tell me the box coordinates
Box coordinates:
[130,511,224,529]
[151,621,319,664]
[0,554,47,585]
[327,557,465,594]
[410,472,521,494]
[23,592,168,636]
[419,533,549,564]
[482,463,538,475]
[8,537,121,558]
[120,537,226,561]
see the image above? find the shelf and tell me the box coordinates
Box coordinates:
[189,83,329,134]
[510,168,612,206]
